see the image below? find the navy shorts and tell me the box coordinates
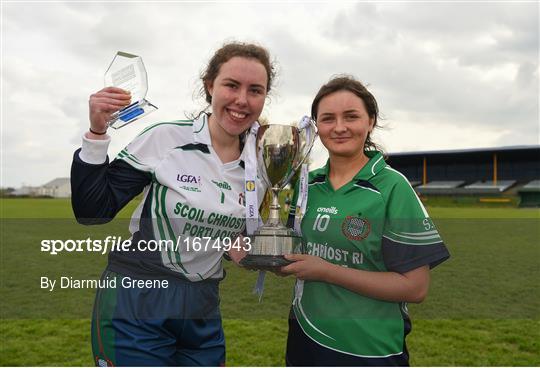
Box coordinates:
[91,269,224,366]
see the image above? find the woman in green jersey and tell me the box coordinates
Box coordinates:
[281,75,450,366]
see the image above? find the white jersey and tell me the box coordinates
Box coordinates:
[77,114,266,281]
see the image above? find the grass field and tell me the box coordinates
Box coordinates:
[1,198,539,366]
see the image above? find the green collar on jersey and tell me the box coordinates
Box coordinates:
[319,150,386,182]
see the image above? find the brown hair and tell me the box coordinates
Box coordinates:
[200,42,276,104]
[311,75,382,152]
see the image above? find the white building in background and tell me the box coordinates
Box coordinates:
[38,177,71,198]
[11,186,39,196]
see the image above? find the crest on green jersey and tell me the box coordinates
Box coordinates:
[341,216,371,241]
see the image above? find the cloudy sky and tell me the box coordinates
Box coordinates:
[1,1,538,188]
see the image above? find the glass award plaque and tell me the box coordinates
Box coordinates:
[104,52,157,129]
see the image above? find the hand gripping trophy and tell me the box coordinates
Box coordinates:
[241,117,317,269]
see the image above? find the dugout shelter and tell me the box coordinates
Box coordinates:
[386,145,540,207]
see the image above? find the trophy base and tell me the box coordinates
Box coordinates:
[240,254,293,270]
[108,99,158,129]
[242,226,303,270]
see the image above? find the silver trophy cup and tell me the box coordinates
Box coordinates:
[241,122,315,269]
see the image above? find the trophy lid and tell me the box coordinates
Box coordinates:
[104,51,148,103]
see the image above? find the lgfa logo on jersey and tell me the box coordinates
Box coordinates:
[177,173,202,192]
[245,180,256,192]
[341,216,371,241]
[177,174,201,184]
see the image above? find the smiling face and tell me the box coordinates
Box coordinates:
[316,90,375,158]
[206,56,268,137]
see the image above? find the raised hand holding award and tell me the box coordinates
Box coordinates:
[104,52,157,129]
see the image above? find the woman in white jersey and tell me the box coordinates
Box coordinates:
[71,42,273,366]
[281,75,450,366]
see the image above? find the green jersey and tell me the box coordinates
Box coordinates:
[289,151,449,358]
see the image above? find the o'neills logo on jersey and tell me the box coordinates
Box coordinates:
[245,180,256,192]
[177,174,201,185]
[341,216,371,241]
[317,206,339,215]
[212,180,231,190]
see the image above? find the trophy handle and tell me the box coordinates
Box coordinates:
[284,117,317,185]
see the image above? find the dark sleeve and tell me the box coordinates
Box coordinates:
[382,237,450,274]
[70,149,152,225]
[381,177,450,273]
